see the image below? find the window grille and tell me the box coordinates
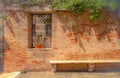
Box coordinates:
[32,14,52,48]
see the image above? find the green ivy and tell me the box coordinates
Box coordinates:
[52,0,118,20]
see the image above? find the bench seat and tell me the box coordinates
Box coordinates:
[49,60,120,72]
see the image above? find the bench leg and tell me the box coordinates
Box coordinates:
[52,64,57,72]
[88,63,94,72]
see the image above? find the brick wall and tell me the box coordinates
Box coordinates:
[3,7,120,72]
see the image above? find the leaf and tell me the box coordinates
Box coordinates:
[2,15,7,20]
[89,15,95,20]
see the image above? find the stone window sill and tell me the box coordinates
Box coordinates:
[28,48,53,51]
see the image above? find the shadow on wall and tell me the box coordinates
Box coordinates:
[6,19,15,37]
[54,11,120,52]
[5,10,28,38]
[4,38,10,51]
[3,11,22,51]
[3,10,28,50]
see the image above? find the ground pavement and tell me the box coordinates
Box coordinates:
[16,71,120,78]
[0,71,20,78]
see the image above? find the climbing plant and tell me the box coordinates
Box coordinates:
[52,0,119,20]
[3,0,119,20]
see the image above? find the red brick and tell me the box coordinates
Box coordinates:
[67,34,72,37]
[19,60,26,63]
[71,39,77,43]
[54,47,58,50]
[60,52,64,55]
[33,61,41,65]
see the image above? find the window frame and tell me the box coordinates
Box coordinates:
[28,12,53,50]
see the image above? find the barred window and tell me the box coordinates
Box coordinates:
[32,14,52,48]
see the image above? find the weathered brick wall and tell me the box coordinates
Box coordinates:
[3,7,120,72]
[52,11,120,60]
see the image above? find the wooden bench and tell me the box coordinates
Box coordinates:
[49,60,120,72]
